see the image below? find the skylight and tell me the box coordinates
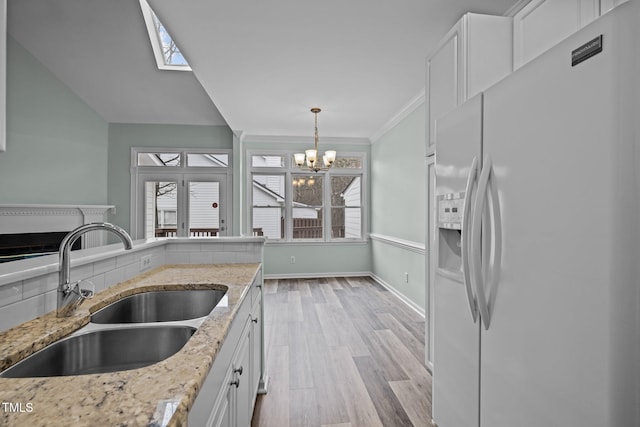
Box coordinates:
[139,0,191,71]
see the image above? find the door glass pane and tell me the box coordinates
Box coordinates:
[188,182,220,237]
[252,155,284,167]
[252,174,284,239]
[145,181,178,238]
[187,153,229,167]
[292,175,323,239]
[331,176,361,238]
[137,153,181,166]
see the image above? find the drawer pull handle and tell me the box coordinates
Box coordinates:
[251,317,259,324]
[234,366,243,376]
[230,379,240,388]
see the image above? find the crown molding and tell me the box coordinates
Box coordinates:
[504,0,531,16]
[369,89,425,143]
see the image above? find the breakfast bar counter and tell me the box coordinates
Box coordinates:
[0,263,261,427]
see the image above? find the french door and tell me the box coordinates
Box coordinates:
[136,173,228,239]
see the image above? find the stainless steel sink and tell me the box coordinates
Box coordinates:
[91,289,227,324]
[0,326,195,378]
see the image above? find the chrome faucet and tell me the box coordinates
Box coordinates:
[57,222,134,317]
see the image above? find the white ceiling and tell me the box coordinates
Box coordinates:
[7,0,227,126]
[8,0,519,139]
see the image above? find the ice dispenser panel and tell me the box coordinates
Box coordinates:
[437,193,464,279]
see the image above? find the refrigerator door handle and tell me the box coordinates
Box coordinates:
[471,156,501,330]
[461,156,479,323]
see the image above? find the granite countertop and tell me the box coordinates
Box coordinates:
[0,263,261,427]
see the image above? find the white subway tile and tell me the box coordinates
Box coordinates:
[104,267,125,288]
[0,295,46,333]
[123,262,141,281]
[69,263,94,284]
[0,282,23,307]
[212,252,237,264]
[189,251,214,264]
[22,273,57,299]
[93,257,117,275]
[165,251,189,264]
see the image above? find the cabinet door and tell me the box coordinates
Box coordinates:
[209,381,233,427]
[250,295,263,399]
[234,321,252,427]
[426,14,511,155]
[426,25,460,152]
[425,155,436,371]
[513,0,599,69]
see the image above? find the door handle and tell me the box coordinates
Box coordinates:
[462,156,479,323]
[470,157,502,330]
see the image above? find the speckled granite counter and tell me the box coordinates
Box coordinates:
[0,263,261,427]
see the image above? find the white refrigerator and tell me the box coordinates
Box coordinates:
[432,2,640,427]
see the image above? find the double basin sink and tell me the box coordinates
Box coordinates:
[0,289,227,378]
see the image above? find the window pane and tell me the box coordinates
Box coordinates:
[137,152,181,166]
[252,174,284,239]
[188,182,220,237]
[145,181,178,238]
[253,175,285,206]
[252,207,284,239]
[293,175,323,239]
[252,155,285,167]
[332,207,362,238]
[333,156,362,169]
[292,208,323,239]
[187,153,229,167]
[331,176,361,207]
[331,176,361,238]
[293,175,323,206]
[151,12,189,66]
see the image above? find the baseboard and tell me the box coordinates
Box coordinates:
[263,271,370,280]
[369,273,426,319]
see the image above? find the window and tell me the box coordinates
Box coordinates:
[292,175,324,239]
[331,176,362,239]
[249,151,366,242]
[252,174,285,239]
[139,0,192,71]
[131,149,232,239]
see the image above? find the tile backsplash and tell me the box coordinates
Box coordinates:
[0,238,264,332]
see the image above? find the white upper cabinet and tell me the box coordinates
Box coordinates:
[426,13,512,153]
[513,0,600,69]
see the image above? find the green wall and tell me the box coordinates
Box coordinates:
[107,123,233,231]
[371,104,426,242]
[264,242,371,277]
[370,103,426,311]
[0,37,109,204]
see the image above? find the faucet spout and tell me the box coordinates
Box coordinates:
[57,222,134,317]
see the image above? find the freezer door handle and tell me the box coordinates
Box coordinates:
[461,156,479,323]
[471,157,503,330]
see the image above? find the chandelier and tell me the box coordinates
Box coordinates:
[294,108,336,173]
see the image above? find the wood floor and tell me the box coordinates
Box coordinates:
[251,277,434,427]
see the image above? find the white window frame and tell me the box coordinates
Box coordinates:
[139,0,192,71]
[130,148,233,239]
[247,150,368,243]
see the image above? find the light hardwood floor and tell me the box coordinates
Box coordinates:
[251,277,434,427]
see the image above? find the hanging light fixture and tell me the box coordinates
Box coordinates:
[294,108,336,173]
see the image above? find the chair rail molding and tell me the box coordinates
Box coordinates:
[369,233,426,255]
